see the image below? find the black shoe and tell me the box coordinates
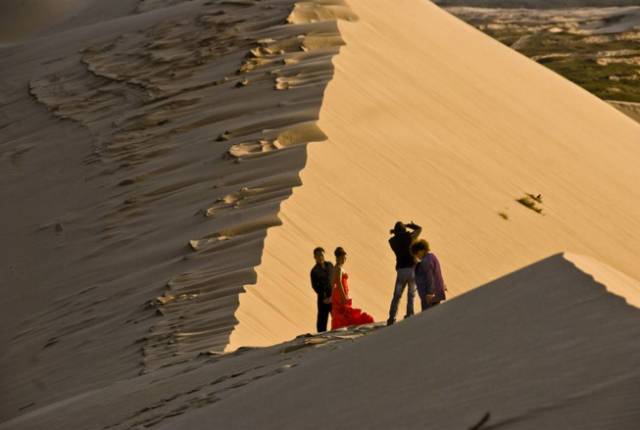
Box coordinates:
[386,318,395,326]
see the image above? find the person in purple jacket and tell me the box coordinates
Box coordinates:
[411,239,447,310]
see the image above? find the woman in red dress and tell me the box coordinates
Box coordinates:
[331,247,374,330]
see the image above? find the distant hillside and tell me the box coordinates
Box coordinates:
[441,6,640,104]
[436,0,640,7]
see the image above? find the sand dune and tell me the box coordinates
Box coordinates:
[2,0,640,426]
[0,0,84,44]
[229,0,640,349]
[165,254,640,429]
[566,252,640,307]
[4,254,639,429]
[0,0,173,45]
[1,0,350,420]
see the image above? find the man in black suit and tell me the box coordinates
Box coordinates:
[310,247,334,332]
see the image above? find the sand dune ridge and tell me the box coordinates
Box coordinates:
[1,0,355,419]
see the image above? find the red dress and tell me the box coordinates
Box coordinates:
[331,271,374,330]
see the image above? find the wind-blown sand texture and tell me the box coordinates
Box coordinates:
[0,0,142,45]
[1,0,640,427]
[1,0,352,420]
[0,0,83,44]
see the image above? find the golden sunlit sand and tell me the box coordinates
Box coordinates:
[1,0,639,428]
[229,0,640,349]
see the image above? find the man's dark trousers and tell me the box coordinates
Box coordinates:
[311,260,334,332]
[317,300,332,332]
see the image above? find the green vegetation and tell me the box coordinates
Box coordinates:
[446,8,640,103]
[544,59,640,103]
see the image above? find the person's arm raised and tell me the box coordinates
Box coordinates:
[407,221,422,239]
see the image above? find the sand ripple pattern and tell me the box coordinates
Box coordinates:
[27,0,356,372]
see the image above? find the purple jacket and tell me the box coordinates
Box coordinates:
[415,253,446,302]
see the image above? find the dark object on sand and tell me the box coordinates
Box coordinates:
[468,412,491,430]
[516,194,543,214]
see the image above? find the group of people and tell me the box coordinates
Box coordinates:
[310,221,446,332]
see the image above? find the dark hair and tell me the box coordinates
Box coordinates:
[391,221,406,235]
[411,239,430,255]
[334,246,347,257]
[313,247,325,256]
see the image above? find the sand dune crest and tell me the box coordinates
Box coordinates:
[1,0,355,418]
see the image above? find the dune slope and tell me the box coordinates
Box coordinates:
[0,0,84,44]
[171,254,640,429]
[4,253,640,430]
[230,0,640,349]
[0,0,353,420]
